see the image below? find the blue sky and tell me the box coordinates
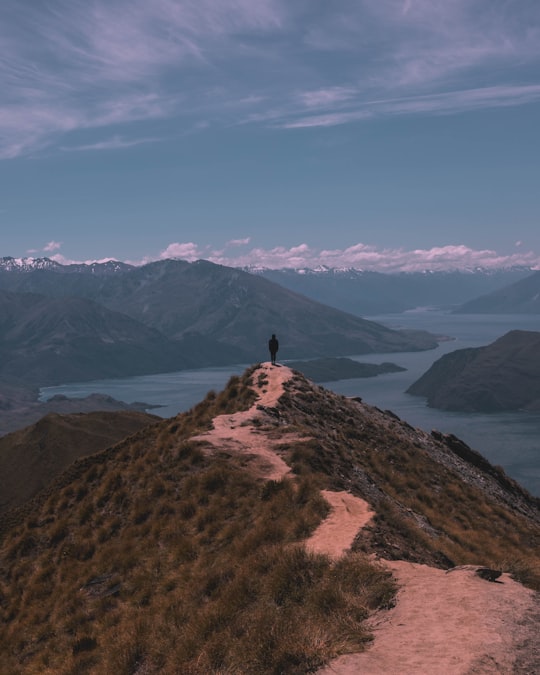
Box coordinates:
[1,0,540,271]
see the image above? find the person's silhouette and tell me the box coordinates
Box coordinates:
[268,334,279,365]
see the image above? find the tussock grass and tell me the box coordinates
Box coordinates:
[0,368,396,674]
[281,372,540,589]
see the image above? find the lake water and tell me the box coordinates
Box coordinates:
[41,312,540,496]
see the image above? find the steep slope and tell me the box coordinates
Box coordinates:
[0,365,538,673]
[93,259,438,358]
[455,269,540,313]
[407,330,540,411]
[0,289,245,386]
[0,410,159,514]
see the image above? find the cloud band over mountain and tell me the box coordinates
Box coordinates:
[41,241,540,273]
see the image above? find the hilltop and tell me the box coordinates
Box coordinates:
[0,364,538,673]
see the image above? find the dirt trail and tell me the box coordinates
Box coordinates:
[305,490,374,558]
[191,363,304,480]
[195,364,539,673]
[319,562,538,675]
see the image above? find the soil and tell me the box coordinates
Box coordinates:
[318,563,539,674]
[305,490,374,558]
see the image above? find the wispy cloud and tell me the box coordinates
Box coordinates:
[0,0,285,158]
[1,1,540,157]
[61,135,161,152]
[298,87,357,109]
[280,84,540,129]
[227,237,251,246]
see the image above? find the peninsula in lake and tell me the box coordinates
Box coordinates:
[287,357,406,382]
[407,330,540,412]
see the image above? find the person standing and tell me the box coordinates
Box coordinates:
[268,334,279,365]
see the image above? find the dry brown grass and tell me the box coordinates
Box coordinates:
[279,372,540,590]
[0,368,397,674]
[3,365,538,673]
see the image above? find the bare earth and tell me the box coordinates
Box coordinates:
[318,563,538,675]
[305,490,374,558]
[192,363,306,480]
[197,364,540,674]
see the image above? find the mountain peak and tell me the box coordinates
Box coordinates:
[0,256,59,272]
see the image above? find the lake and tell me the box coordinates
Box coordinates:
[41,312,540,496]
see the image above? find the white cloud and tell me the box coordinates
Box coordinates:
[44,240,540,272]
[154,241,540,272]
[43,240,63,252]
[159,241,203,261]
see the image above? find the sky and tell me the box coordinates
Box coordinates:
[1,0,540,272]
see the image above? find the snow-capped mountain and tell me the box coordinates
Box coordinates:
[248,266,534,315]
[0,256,62,272]
[0,256,133,275]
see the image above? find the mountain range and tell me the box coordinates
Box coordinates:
[0,258,438,390]
[407,330,540,412]
[255,266,532,315]
[0,364,538,673]
[2,256,533,317]
[455,270,540,314]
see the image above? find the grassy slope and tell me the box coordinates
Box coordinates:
[0,410,160,515]
[0,369,395,675]
[276,372,539,587]
[0,366,538,673]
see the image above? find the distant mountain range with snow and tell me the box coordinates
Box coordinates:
[2,256,537,317]
[252,265,533,315]
[1,256,534,316]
